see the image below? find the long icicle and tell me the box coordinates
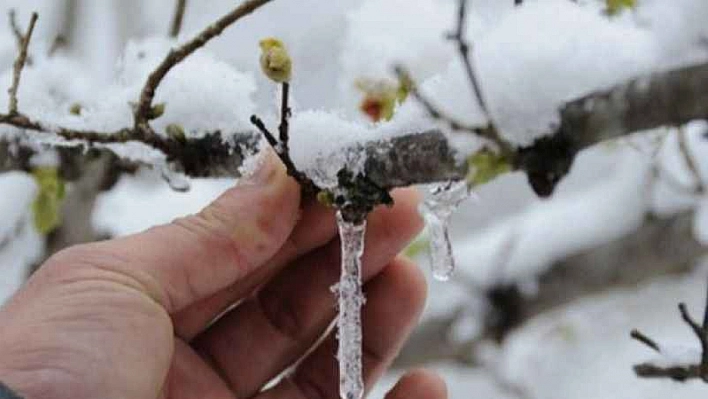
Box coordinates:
[335,210,367,399]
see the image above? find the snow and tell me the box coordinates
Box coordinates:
[0,172,41,303]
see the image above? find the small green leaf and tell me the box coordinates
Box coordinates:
[31,167,66,234]
[69,102,82,116]
[466,150,512,188]
[606,0,636,15]
[403,234,430,258]
[166,123,186,143]
[316,190,335,207]
[148,102,166,120]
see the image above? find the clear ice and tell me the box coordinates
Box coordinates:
[419,181,471,281]
[335,211,367,399]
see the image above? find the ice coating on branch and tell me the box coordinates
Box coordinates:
[159,164,191,192]
[334,211,367,399]
[419,181,471,281]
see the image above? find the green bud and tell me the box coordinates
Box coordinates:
[31,167,66,234]
[69,103,82,116]
[466,150,512,188]
[316,190,335,207]
[148,102,166,120]
[166,123,186,143]
[606,0,636,15]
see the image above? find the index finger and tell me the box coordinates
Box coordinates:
[46,150,301,314]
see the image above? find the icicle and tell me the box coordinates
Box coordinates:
[419,181,470,281]
[334,211,367,399]
[159,164,191,192]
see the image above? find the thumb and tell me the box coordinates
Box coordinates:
[47,149,301,313]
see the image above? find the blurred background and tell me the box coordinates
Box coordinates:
[2,0,708,398]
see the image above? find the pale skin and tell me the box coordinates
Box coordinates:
[0,150,447,399]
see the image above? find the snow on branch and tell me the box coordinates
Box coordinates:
[1,3,708,204]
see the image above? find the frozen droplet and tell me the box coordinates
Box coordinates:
[160,164,191,192]
[419,181,470,281]
[334,211,366,399]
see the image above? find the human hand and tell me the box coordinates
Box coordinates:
[0,151,446,399]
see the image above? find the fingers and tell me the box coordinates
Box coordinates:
[384,370,447,399]
[192,190,423,398]
[42,150,301,314]
[255,257,428,399]
[161,340,236,399]
[173,197,336,339]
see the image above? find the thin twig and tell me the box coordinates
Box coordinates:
[48,35,68,57]
[250,115,277,147]
[632,298,708,382]
[630,329,661,353]
[678,303,708,366]
[394,66,508,151]
[703,275,708,330]
[8,9,23,47]
[169,0,187,38]
[278,82,290,147]
[134,0,274,135]
[677,126,705,194]
[447,0,490,118]
[8,9,34,65]
[250,82,317,193]
[8,12,38,115]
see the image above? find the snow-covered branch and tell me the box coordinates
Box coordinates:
[1,7,708,202]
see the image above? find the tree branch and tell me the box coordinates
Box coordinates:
[0,14,707,199]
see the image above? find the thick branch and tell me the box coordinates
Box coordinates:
[561,63,708,148]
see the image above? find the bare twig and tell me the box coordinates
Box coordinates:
[134,0,274,136]
[250,115,277,147]
[394,66,510,153]
[48,35,68,57]
[7,12,38,115]
[630,329,661,353]
[8,9,24,47]
[632,287,708,382]
[677,126,705,194]
[250,83,317,193]
[169,0,187,38]
[447,0,490,118]
[279,82,290,147]
[679,303,708,368]
[395,0,513,155]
